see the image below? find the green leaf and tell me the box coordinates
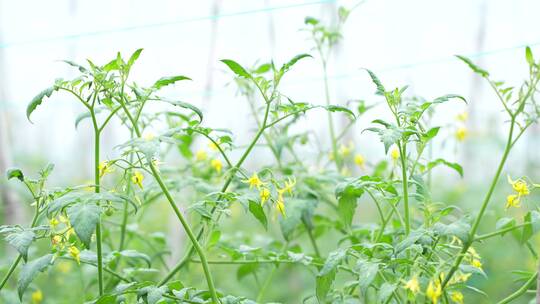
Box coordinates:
[432,94,467,104]
[316,270,336,303]
[221,59,251,78]
[128,48,143,67]
[113,250,152,267]
[6,168,24,182]
[153,76,192,89]
[495,217,515,235]
[162,100,203,123]
[426,158,464,177]
[522,211,540,243]
[27,86,58,122]
[456,55,489,78]
[5,230,35,262]
[18,254,53,300]
[364,69,386,95]
[279,199,317,241]
[324,105,356,119]
[525,46,534,66]
[356,259,379,291]
[378,282,396,303]
[319,249,347,276]
[335,181,365,229]
[304,16,319,25]
[67,203,101,248]
[248,200,267,230]
[423,127,440,141]
[433,219,471,243]
[366,125,402,153]
[61,60,87,73]
[280,54,312,75]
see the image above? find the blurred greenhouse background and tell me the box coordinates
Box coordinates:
[1,0,540,302]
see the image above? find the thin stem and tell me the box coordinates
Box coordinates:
[398,141,410,235]
[160,100,274,285]
[442,117,515,288]
[497,272,538,304]
[321,59,340,171]
[118,97,219,303]
[90,108,104,296]
[474,222,527,242]
[305,223,321,258]
[0,205,40,290]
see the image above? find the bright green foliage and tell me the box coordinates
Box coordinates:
[2,8,540,304]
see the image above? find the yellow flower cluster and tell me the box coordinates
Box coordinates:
[193,148,224,175]
[242,173,296,217]
[466,247,483,270]
[455,111,468,142]
[505,175,531,209]
[403,273,468,304]
[49,214,81,265]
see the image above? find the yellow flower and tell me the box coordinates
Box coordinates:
[143,132,156,141]
[467,247,481,260]
[391,147,400,160]
[242,173,265,189]
[505,194,520,209]
[404,276,420,294]
[450,291,464,304]
[31,289,43,304]
[456,111,468,122]
[132,171,144,189]
[49,217,59,229]
[450,272,471,284]
[51,235,63,248]
[426,280,442,304]
[98,161,115,178]
[455,127,468,141]
[69,245,80,265]
[260,188,271,205]
[65,227,75,239]
[471,259,482,269]
[195,149,207,161]
[507,176,530,196]
[281,177,296,195]
[210,159,223,173]
[338,142,354,157]
[354,154,365,168]
[276,193,286,217]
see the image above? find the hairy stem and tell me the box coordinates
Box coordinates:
[119,98,219,303]
[442,118,515,288]
[497,271,537,304]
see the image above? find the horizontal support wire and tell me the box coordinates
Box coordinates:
[0,0,337,49]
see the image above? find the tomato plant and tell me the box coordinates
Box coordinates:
[1,7,540,304]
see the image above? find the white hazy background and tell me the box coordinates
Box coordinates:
[1,0,540,186]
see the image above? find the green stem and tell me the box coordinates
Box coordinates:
[321,60,340,171]
[91,110,104,296]
[159,101,273,285]
[497,271,537,304]
[305,223,321,258]
[398,141,410,235]
[119,99,219,304]
[0,205,40,290]
[442,118,515,288]
[474,222,527,242]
